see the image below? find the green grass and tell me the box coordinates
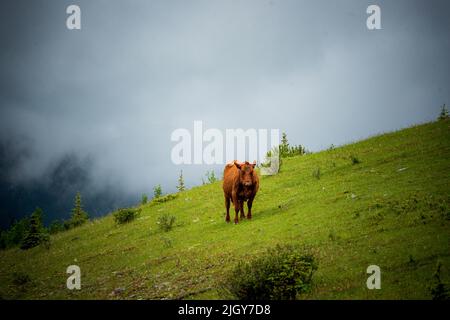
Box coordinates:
[1,120,449,300]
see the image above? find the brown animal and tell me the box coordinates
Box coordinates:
[222,160,259,224]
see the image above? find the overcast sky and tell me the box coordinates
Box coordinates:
[0,0,449,225]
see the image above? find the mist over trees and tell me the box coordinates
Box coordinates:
[0,150,134,229]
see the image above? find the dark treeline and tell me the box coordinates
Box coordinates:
[0,192,89,250]
[0,151,135,229]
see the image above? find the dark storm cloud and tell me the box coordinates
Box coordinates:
[0,0,449,226]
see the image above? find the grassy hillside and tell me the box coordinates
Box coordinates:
[0,120,449,300]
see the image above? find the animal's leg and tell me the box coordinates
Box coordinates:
[234,202,240,224]
[232,193,240,224]
[239,200,245,219]
[225,197,231,222]
[247,197,254,219]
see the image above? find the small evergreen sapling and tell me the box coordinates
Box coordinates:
[438,104,449,121]
[154,184,162,198]
[177,170,186,192]
[20,207,48,250]
[204,170,217,184]
[69,192,89,228]
[141,194,148,205]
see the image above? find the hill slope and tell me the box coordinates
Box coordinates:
[1,120,449,300]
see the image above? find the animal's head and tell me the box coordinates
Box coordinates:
[234,160,257,187]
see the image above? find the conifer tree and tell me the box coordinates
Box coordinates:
[70,192,89,228]
[279,132,290,157]
[205,170,216,184]
[177,170,186,192]
[153,185,162,198]
[438,104,449,120]
[21,207,46,250]
[141,194,148,205]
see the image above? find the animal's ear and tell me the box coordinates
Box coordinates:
[234,161,242,170]
[251,160,257,168]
